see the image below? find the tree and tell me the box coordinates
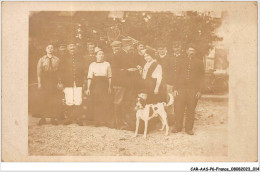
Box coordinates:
[122,11,223,58]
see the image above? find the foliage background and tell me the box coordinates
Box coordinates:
[29,11,224,83]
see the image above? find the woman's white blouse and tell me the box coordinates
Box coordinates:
[142,60,162,80]
[87,61,112,79]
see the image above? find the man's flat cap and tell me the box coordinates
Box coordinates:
[110,41,122,47]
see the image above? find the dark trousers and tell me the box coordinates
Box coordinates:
[66,105,82,121]
[174,89,199,131]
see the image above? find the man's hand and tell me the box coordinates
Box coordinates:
[196,92,201,99]
[38,83,42,89]
[136,65,142,74]
[57,83,63,90]
[173,90,178,97]
[154,88,159,94]
[127,68,138,72]
[166,84,173,92]
[136,65,142,70]
[108,87,112,94]
[85,89,91,96]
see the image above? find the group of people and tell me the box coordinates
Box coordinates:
[35,37,204,135]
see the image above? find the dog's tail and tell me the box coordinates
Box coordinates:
[164,93,174,107]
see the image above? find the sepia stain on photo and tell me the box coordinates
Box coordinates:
[28,11,229,156]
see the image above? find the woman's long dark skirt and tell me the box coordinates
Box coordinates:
[142,78,167,104]
[90,76,112,124]
[33,71,63,119]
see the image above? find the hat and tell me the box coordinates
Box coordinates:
[94,47,102,53]
[137,41,145,46]
[87,42,95,47]
[121,38,133,47]
[186,43,196,50]
[110,41,122,47]
[138,89,148,94]
[145,49,156,58]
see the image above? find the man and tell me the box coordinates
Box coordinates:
[83,42,96,77]
[58,39,85,125]
[83,42,95,62]
[107,40,122,66]
[135,41,147,67]
[57,43,67,60]
[109,41,127,128]
[110,41,122,55]
[171,41,183,81]
[173,46,204,135]
[110,39,140,129]
[121,39,143,128]
[167,41,183,125]
[155,43,170,103]
[109,41,125,87]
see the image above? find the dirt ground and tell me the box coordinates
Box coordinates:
[28,98,228,156]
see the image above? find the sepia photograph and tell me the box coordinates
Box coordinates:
[28,10,229,156]
[1,1,257,164]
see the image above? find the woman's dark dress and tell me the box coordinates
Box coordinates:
[35,55,63,119]
[140,61,166,132]
[87,61,113,125]
[142,61,166,104]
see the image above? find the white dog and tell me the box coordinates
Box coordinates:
[133,93,174,138]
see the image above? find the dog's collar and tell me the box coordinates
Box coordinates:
[135,97,148,110]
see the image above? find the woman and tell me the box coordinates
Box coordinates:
[141,49,165,104]
[85,47,113,127]
[36,44,63,125]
